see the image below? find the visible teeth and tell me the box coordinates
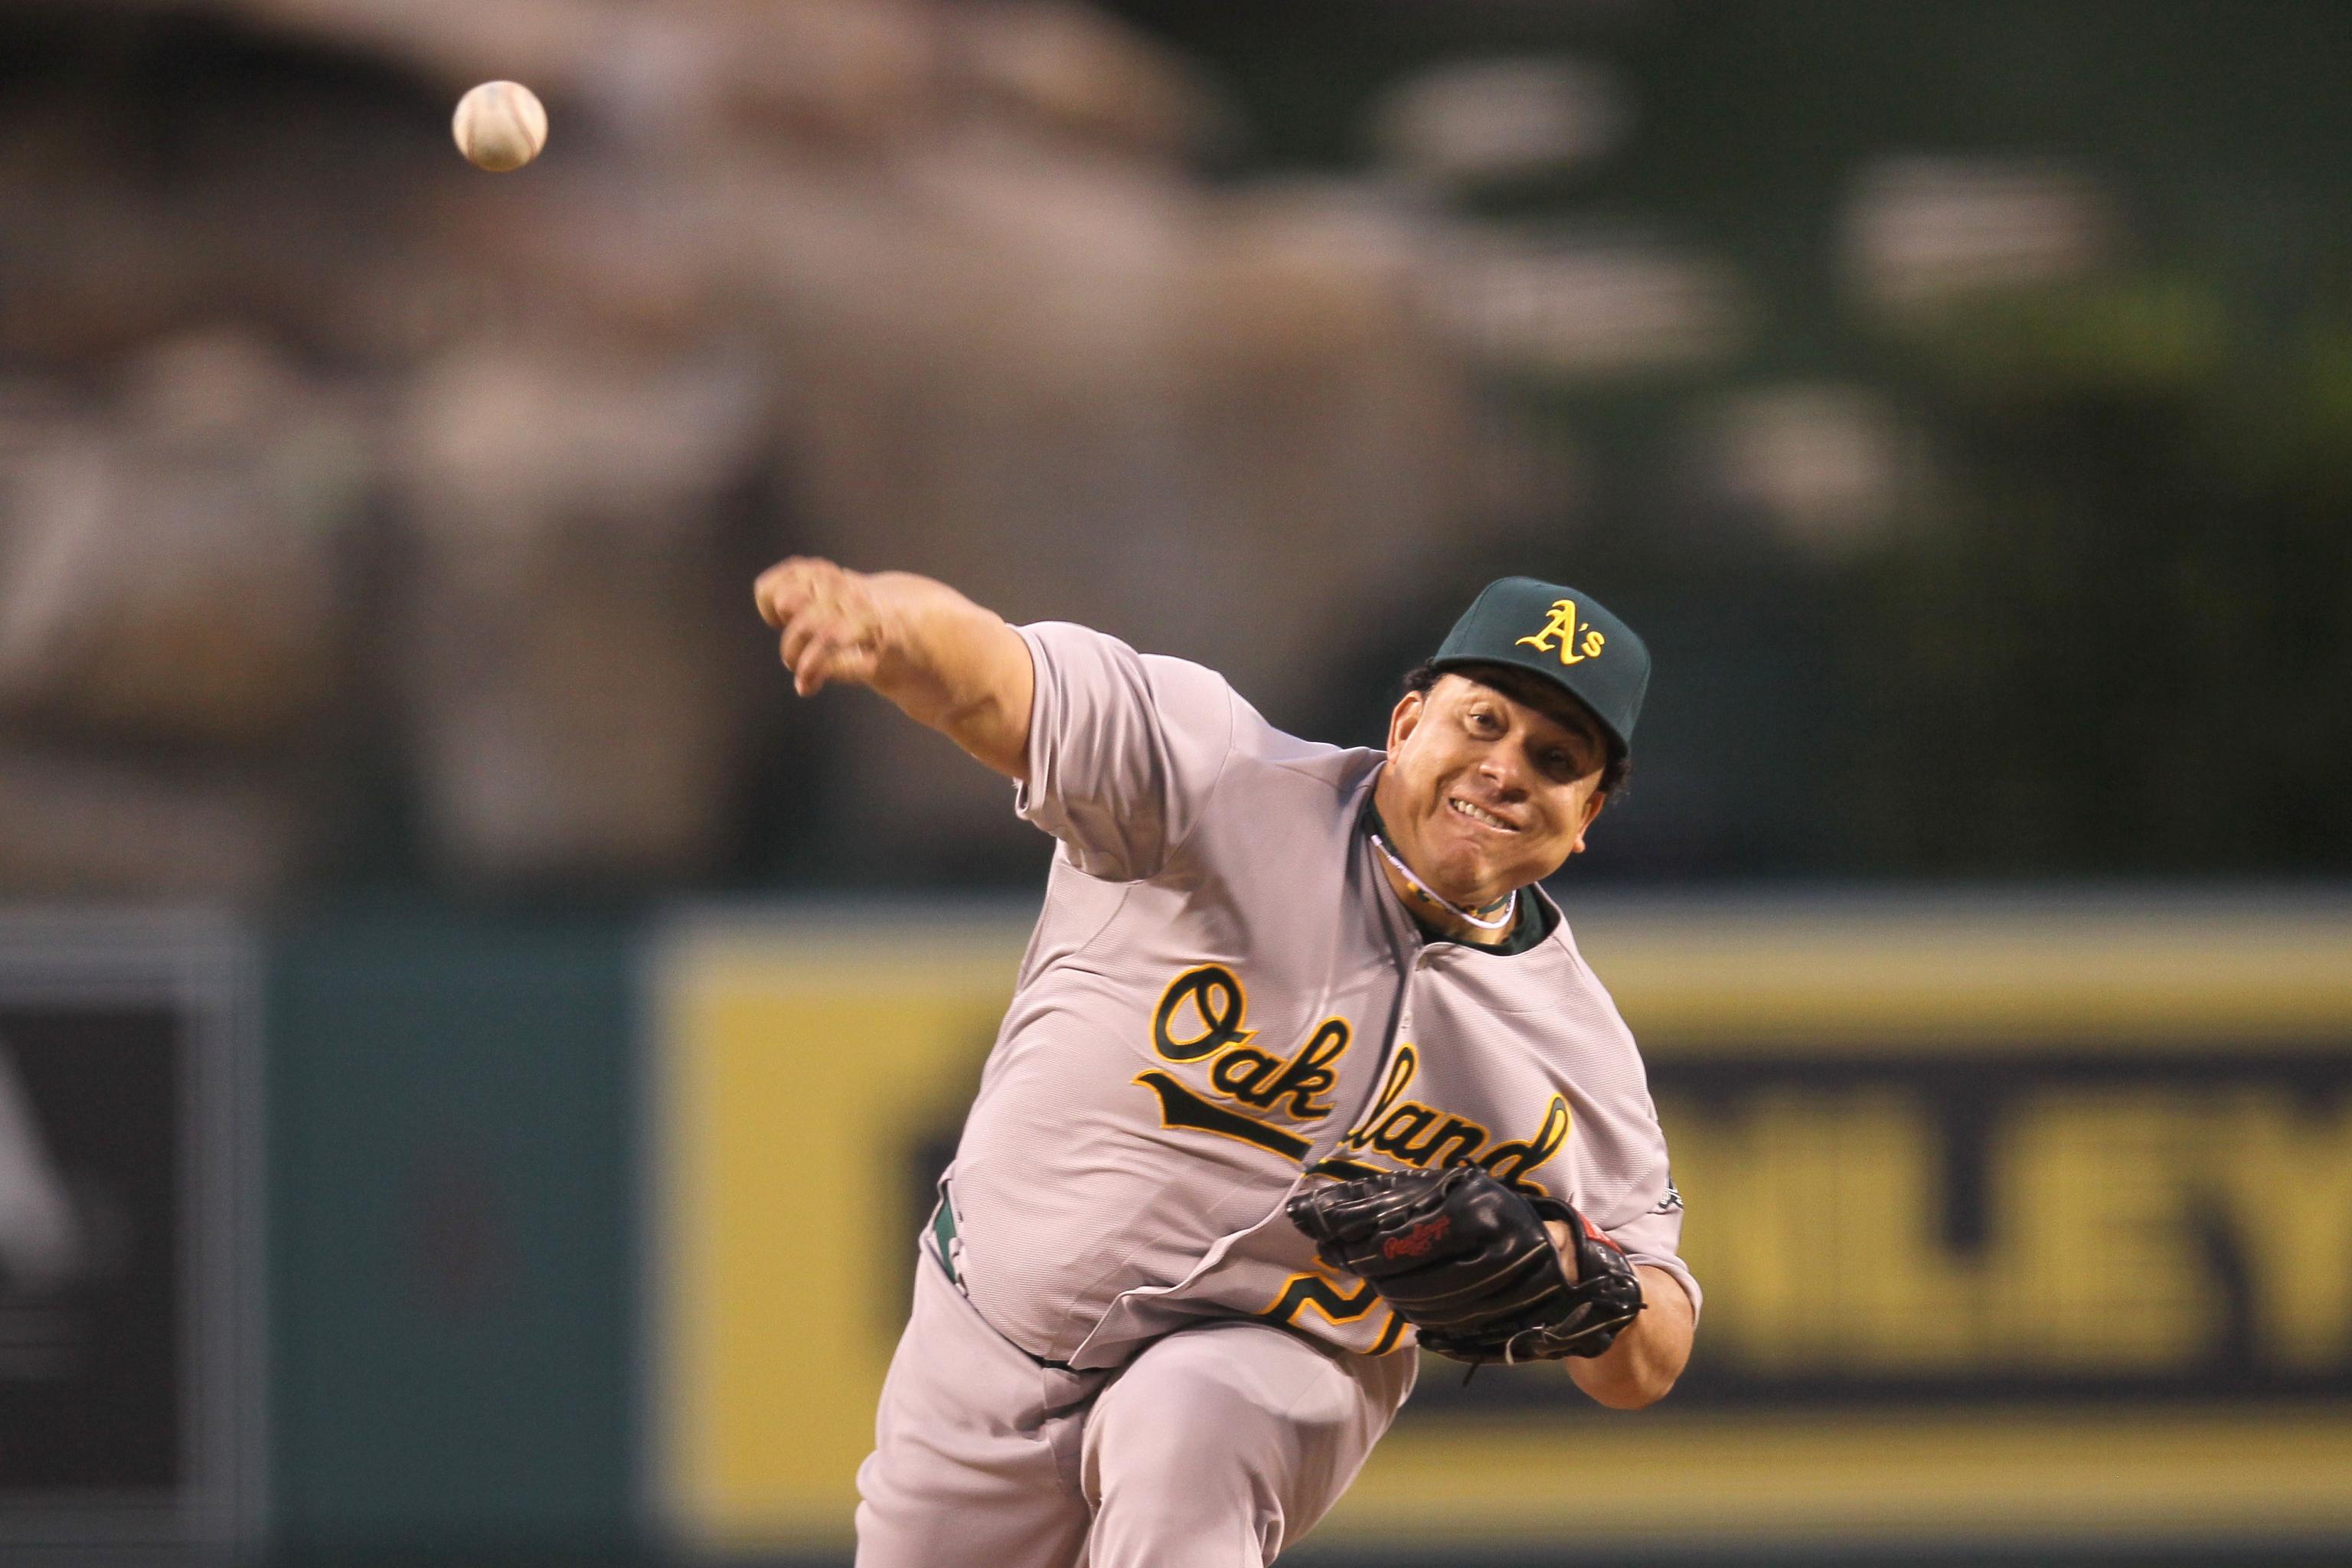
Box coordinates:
[1450,799,1516,831]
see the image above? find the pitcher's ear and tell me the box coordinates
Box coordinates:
[1388,688,1427,753]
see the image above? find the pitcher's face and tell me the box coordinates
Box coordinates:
[1378,671,1610,909]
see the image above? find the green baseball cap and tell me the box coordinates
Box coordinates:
[1429,577,1650,756]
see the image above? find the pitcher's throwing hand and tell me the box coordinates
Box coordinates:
[754,557,893,696]
[752,557,1034,776]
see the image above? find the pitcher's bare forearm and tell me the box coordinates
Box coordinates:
[754,559,1036,780]
[1566,1264,1694,1409]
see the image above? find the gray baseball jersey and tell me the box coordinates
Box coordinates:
[941,620,1697,1370]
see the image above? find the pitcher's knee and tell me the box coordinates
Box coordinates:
[1091,1465,1283,1568]
[1079,1320,1380,1567]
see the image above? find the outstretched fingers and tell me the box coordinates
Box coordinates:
[753,557,822,628]
[756,557,887,696]
[789,635,880,697]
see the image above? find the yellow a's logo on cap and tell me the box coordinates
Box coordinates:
[1516,599,1606,665]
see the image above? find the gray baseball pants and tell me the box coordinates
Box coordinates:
[855,1250,1416,1567]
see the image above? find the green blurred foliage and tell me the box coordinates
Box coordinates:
[1848,274,2352,874]
[1120,0,2352,878]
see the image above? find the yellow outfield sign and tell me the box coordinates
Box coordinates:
[649,898,2352,1552]
[1340,1407,2352,1544]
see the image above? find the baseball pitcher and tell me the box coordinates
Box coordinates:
[753,560,1698,1567]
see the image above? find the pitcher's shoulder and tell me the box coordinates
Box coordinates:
[1220,699,1381,801]
[1523,900,1649,1052]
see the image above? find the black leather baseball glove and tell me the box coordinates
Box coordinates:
[1285,1164,1644,1364]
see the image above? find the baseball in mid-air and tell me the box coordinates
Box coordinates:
[452,80,547,172]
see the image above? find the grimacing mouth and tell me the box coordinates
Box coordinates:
[1447,796,1521,833]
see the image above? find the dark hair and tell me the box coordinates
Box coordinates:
[1401,661,1632,797]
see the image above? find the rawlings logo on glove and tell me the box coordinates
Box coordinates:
[1383,1217,1451,1259]
[1285,1165,1643,1364]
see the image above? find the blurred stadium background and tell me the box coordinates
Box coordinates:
[2,0,2349,1563]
